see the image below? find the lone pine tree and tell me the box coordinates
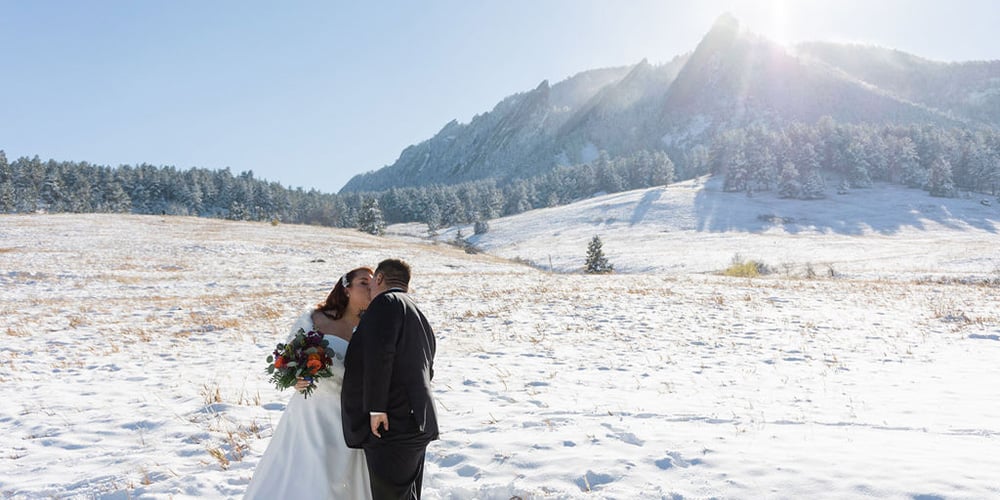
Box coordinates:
[585,235,614,274]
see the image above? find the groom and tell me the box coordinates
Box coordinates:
[342,258,439,500]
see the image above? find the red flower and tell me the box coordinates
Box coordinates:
[274,356,287,369]
[306,353,322,375]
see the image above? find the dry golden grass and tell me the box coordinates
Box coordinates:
[111,275,145,285]
[235,390,262,407]
[52,356,86,370]
[120,327,153,342]
[251,303,285,321]
[138,466,152,486]
[206,447,230,470]
[226,430,248,462]
[68,315,87,329]
[5,326,29,337]
[215,318,244,330]
[201,383,223,405]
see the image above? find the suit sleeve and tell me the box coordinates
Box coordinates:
[361,295,401,413]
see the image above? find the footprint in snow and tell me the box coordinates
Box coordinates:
[969,334,999,341]
[601,423,644,446]
[576,470,615,492]
[456,465,480,478]
[435,454,465,467]
[655,451,703,470]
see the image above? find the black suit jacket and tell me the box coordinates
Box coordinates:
[342,289,439,449]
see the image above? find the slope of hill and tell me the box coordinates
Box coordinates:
[797,41,1000,127]
[412,175,1000,277]
[2,214,999,498]
[341,14,994,193]
[340,65,637,192]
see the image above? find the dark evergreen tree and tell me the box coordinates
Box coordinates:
[0,151,9,184]
[585,235,613,274]
[0,151,14,212]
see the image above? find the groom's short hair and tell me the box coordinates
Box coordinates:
[375,258,411,288]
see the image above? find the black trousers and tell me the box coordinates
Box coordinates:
[363,440,428,500]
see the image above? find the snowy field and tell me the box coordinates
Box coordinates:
[2,180,1000,499]
[411,176,1000,279]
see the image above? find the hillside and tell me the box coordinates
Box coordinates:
[341,14,996,193]
[409,175,1000,277]
[798,42,1000,127]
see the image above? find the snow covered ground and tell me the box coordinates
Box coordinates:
[2,179,999,499]
[409,176,1000,279]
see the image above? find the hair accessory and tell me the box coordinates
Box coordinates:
[341,274,350,288]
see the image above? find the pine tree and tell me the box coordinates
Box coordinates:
[585,235,613,274]
[799,170,826,200]
[778,162,801,199]
[358,197,386,236]
[0,180,14,213]
[424,202,441,236]
[0,150,10,185]
[844,140,873,188]
[0,152,14,212]
[927,157,957,198]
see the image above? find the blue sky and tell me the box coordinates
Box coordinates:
[2,0,998,192]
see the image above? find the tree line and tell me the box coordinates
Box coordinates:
[0,148,674,230]
[2,117,998,233]
[710,118,1000,199]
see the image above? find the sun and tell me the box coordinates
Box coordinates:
[763,0,791,46]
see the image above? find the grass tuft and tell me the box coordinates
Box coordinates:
[721,253,773,278]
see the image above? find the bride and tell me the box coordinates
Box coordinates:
[244,267,374,500]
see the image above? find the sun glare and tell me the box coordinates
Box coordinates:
[765,0,790,46]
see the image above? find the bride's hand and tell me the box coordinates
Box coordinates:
[294,377,310,392]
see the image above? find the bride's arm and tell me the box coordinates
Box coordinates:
[284,310,314,342]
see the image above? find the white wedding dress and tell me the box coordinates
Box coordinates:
[244,312,371,500]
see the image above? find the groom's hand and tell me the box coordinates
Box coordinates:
[370,413,389,438]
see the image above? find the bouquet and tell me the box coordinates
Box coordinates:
[266,328,334,398]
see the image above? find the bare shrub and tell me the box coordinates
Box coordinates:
[804,262,817,279]
[721,253,773,278]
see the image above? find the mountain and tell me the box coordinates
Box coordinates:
[340,66,636,191]
[796,42,1000,127]
[340,14,999,194]
[656,14,960,151]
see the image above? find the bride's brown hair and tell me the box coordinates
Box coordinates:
[316,266,373,320]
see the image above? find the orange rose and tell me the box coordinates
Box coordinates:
[306,354,322,375]
[274,356,287,369]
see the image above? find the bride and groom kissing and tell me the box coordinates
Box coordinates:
[245,259,439,500]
